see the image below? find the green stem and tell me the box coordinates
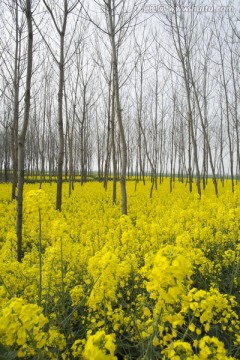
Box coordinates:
[38,208,42,305]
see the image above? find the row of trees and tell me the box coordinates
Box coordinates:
[0,0,239,258]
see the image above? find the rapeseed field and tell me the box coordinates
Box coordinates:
[0,180,240,359]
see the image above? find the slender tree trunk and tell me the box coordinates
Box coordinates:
[215,23,234,192]
[111,77,117,205]
[80,85,87,186]
[104,80,112,190]
[219,102,225,186]
[171,4,201,196]
[42,0,71,209]
[12,1,20,200]
[230,48,240,182]
[16,0,33,262]
[107,0,127,214]
[56,31,65,209]
[189,64,218,196]
[39,80,47,189]
[221,66,234,192]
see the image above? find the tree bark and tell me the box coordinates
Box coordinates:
[12,0,20,200]
[56,29,65,209]
[107,0,127,214]
[16,0,33,262]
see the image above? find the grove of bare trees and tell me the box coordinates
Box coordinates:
[0,0,240,220]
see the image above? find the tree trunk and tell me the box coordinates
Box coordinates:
[107,0,127,214]
[12,0,20,200]
[56,32,65,210]
[16,0,33,262]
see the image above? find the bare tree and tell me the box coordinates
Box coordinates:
[0,1,26,198]
[88,0,145,214]
[16,0,33,262]
[157,0,202,195]
[41,0,79,210]
[214,16,234,192]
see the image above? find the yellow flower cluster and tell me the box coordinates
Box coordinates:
[83,330,117,360]
[0,297,48,357]
[146,245,193,308]
[0,179,240,358]
[162,336,235,359]
[71,330,117,359]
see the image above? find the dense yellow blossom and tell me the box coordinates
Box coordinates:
[0,180,240,358]
[82,330,117,359]
[0,297,48,357]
